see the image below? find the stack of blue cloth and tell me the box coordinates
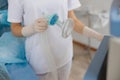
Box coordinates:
[0,32,39,80]
[0,0,39,79]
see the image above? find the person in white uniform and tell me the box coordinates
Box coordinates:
[7,0,103,80]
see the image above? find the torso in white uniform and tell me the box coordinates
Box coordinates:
[8,0,81,74]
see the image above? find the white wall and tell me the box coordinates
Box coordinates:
[73,0,113,48]
[79,0,113,12]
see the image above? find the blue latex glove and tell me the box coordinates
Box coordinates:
[110,0,120,36]
[0,10,11,36]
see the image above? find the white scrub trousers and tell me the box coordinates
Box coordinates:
[37,60,72,80]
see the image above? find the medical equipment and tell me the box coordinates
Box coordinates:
[84,0,120,79]
[0,10,10,36]
[22,14,74,38]
[107,0,120,80]
[57,18,74,38]
[107,38,120,80]
[45,14,74,38]
[110,0,120,37]
[46,14,59,25]
[84,36,109,80]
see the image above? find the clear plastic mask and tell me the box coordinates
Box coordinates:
[45,14,74,38]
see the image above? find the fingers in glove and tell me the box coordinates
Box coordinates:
[38,23,48,27]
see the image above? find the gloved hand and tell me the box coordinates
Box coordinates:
[21,18,48,37]
[82,26,104,41]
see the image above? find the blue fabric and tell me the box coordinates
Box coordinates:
[0,0,8,10]
[6,63,39,80]
[0,64,11,80]
[0,10,10,36]
[0,32,26,63]
[110,0,120,37]
[0,10,10,27]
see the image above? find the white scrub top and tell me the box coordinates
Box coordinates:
[8,0,81,74]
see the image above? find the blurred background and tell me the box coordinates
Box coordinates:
[70,0,113,80]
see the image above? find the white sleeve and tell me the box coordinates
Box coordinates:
[68,0,81,11]
[7,0,23,23]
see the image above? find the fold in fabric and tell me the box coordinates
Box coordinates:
[0,64,10,80]
[0,32,26,64]
[0,32,26,80]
